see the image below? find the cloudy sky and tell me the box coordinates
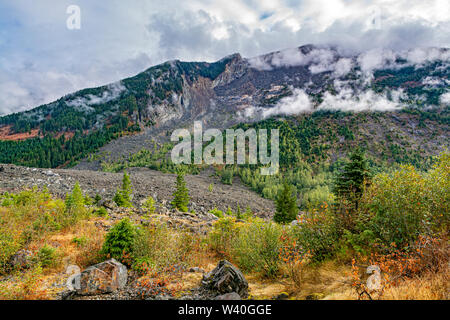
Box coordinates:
[0,0,449,115]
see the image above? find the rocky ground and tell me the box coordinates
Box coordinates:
[0,164,274,217]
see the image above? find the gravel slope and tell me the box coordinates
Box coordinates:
[0,164,274,217]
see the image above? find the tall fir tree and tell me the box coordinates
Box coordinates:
[274,180,298,224]
[333,148,371,204]
[171,172,190,212]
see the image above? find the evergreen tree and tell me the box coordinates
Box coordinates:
[94,193,102,205]
[101,218,136,264]
[171,172,190,212]
[274,180,298,224]
[236,204,242,219]
[113,171,133,207]
[65,181,84,211]
[333,148,371,204]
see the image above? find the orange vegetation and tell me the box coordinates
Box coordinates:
[0,125,39,141]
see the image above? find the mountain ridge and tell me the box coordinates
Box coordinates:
[0,44,448,169]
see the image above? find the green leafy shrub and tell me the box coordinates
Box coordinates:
[36,245,58,268]
[291,208,339,262]
[142,196,156,214]
[209,208,224,218]
[356,152,449,248]
[208,216,240,256]
[93,207,108,217]
[233,218,283,278]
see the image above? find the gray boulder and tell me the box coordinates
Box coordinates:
[76,259,127,295]
[201,260,248,298]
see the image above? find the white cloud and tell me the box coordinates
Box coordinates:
[440,92,450,105]
[0,0,449,115]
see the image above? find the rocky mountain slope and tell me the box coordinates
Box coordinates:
[0,44,448,169]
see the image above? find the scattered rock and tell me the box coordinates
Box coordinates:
[305,293,325,300]
[273,292,289,300]
[101,200,117,210]
[201,260,248,299]
[215,292,241,300]
[76,259,127,295]
[188,267,205,273]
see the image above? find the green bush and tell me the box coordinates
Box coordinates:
[36,245,58,268]
[291,209,339,262]
[93,207,108,217]
[142,196,156,214]
[209,208,224,218]
[208,216,240,256]
[233,218,283,278]
[356,152,449,248]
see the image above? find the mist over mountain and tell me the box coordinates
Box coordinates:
[0,44,448,169]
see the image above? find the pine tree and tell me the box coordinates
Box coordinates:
[113,171,133,207]
[236,204,242,219]
[274,180,298,224]
[333,148,371,204]
[65,181,84,211]
[101,218,136,264]
[171,172,190,212]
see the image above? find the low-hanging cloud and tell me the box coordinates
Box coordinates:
[0,0,449,115]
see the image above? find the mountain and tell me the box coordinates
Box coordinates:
[0,44,449,169]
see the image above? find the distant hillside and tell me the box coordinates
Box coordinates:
[0,45,448,168]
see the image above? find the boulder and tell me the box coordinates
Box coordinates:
[100,200,117,210]
[201,260,248,298]
[76,259,127,295]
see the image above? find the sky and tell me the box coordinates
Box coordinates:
[0,0,449,115]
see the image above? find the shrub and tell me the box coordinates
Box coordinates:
[358,165,428,248]
[36,245,58,268]
[101,218,137,264]
[209,208,224,218]
[143,196,156,214]
[131,222,195,271]
[93,207,108,217]
[291,206,339,262]
[208,216,240,257]
[233,218,283,278]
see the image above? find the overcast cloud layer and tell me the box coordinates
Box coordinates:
[0,0,449,115]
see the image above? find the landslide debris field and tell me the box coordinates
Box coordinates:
[0,164,274,216]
